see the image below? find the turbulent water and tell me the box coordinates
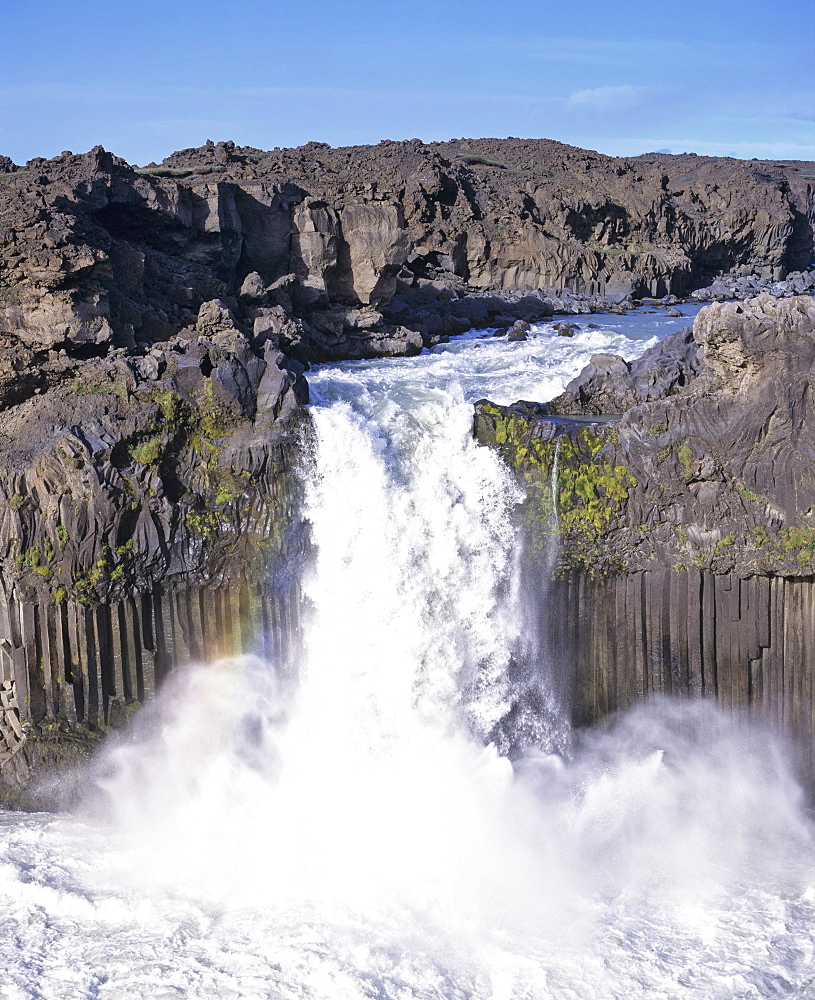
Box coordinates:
[2,308,814,999]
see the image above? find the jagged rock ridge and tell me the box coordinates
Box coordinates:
[1,139,812,362]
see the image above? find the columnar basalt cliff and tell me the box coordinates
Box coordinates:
[0,304,308,807]
[0,137,814,803]
[474,294,815,788]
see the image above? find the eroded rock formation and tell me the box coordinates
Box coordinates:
[474,294,815,789]
[0,314,308,806]
[1,140,813,363]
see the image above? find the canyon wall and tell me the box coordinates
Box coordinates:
[475,295,815,790]
[0,308,309,806]
[0,138,814,801]
[1,140,813,363]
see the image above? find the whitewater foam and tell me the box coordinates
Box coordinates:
[0,310,812,999]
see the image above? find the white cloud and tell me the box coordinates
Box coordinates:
[566,85,645,112]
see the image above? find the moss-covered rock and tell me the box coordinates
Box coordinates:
[475,295,815,578]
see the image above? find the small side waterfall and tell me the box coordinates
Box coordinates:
[546,431,563,569]
[488,428,571,758]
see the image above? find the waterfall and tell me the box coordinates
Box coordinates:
[551,433,562,528]
[2,324,813,1000]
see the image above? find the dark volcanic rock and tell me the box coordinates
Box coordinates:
[544,325,702,415]
[0,140,812,362]
[0,325,309,803]
[0,332,308,607]
[475,294,815,577]
[474,293,815,790]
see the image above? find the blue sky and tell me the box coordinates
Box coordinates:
[2,0,813,165]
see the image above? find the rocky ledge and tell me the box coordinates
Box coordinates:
[475,294,815,578]
[474,293,815,790]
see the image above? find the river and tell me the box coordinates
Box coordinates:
[1,306,813,999]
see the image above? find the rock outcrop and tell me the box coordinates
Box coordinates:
[474,294,815,790]
[0,318,309,806]
[1,140,812,362]
[0,136,813,802]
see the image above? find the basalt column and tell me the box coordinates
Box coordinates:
[475,295,815,793]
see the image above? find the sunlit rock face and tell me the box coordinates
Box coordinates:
[0,139,812,361]
[474,295,815,788]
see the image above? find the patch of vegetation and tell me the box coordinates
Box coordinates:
[128,435,165,467]
[777,526,815,566]
[750,525,770,546]
[478,406,636,575]
[677,442,695,480]
[736,483,762,504]
[714,532,735,557]
[71,379,127,398]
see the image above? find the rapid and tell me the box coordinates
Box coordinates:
[1,307,813,999]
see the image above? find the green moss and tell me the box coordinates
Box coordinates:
[185,507,224,539]
[23,546,41,569]
[750,525,770,546]
[52,587,67,604]
[646,423,668,437]
[777,526,815,565]
[71,572,95,606]
[714,532,735,556]
[153,389,185,423]
[56,524,69,550]
[128,435,164,466]
[486,416,636,575]
[10,493,27,511]
[677,442,694,480]
[71,379,127,398]
[197,385,233,440]
[736,483,762,504]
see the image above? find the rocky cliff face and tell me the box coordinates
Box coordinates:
[474,294,815,790]
[0,137,814,803]
[1,140,812,363]
[0,301,308,806]
[475,295,815,578]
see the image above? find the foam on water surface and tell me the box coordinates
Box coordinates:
[1,307,813,1000]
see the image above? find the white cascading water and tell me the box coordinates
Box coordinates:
[1,308,814,999]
